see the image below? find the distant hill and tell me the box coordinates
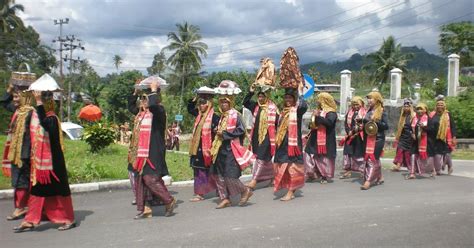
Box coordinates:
[300,46,447,78]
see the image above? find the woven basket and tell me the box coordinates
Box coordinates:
[10,63,36,88]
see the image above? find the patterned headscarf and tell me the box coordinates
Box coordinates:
[366,91,384,122]
[416,103,428,113]
[8,91,34,167]
[395,99,415,140]
[317,92,337,113]
[435,99,450,142]
[351,96,365,107]
[218,95,235,113]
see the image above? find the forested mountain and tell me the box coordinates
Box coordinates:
[300,46,446,78]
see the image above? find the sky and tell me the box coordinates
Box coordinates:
[16,0,473,76]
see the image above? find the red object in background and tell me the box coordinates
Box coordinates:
[78,104,102,122]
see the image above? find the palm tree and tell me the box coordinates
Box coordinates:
[364,36,413,85]
[113,54,122,73]
[0,0,24,33]
[162,21,208,114]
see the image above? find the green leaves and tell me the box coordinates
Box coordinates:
[81,122,116,153]
[439,21,474,67]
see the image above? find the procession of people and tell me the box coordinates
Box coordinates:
[1,49,458,233]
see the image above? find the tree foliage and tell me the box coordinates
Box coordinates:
[439,21,474,67]
[113,54,122,72]
[363,36,413,85]
[105,70,143,124]
[147,51,166,76]
[0,0,24,33]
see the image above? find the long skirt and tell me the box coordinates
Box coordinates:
[14,188,29,209]
[252,159,274,181]
[393,148,412,169]
[194,168,216,195]
[432,153,453,174]
[213,175,247,200]
[343,155,365,173]
[24,195,74,224]
[274,162,305,192]
[304,153,335,179]
[364,159,382,183]
[411,154,434,176]
[136,174,173,212]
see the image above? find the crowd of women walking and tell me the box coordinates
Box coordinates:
[1,75,457,232]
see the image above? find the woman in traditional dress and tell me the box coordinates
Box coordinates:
[273,87,307,201]
[243,84,278,190]
[391,99,415,172]
[210,80,255,209]
[131,80,176,219]
[1,85,34,221]
[187,89,219,202]
[361,91,388,190]
[14,91,75,232]
[427,96,457,175]
[304,92,337,184]
[406,103,435,179]
[339,96,366,179]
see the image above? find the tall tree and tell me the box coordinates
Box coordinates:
[147,51,167,76]
[364,36,413,85]
[439,21,474,67]
[0,0,24,33]
[162,22,208,114]
[113,54,122,72]
[76,60,104,105]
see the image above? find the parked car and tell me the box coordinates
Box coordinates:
[61,122,84,140]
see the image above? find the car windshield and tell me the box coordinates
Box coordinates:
[67,128,84,139]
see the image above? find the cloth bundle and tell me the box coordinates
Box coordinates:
[279,47,303,89]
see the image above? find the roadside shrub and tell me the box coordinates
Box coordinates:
[82,122,116,153]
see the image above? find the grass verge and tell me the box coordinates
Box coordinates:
[0,135,192,190]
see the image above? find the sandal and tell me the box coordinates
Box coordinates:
[7,213,25,221]
[58,222,76,231]
[13,222,36,233]
[134,212,152,220]
[280,195,295,201]
[405,175,416,180]
[189,195,205,202]
[7,208,27,221]
[216,199,231,209]
[339,173,351,179]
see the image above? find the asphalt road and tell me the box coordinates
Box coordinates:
[1,161,473,248]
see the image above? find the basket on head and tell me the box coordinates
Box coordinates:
[10,63,36,90]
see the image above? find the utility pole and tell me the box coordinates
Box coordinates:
[63,35,84,122]
[53,18,69,121]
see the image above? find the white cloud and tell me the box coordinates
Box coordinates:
[15,0,472,75]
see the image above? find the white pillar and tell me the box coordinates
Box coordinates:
[447,54,460,96]
[390,68,402,101]
[340,70,351,115]
[413,83,421,105]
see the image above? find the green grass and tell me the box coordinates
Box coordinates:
[0,136,192,190]
[382,148,474,160]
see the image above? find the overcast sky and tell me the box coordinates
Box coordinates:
[17,0,473,76]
